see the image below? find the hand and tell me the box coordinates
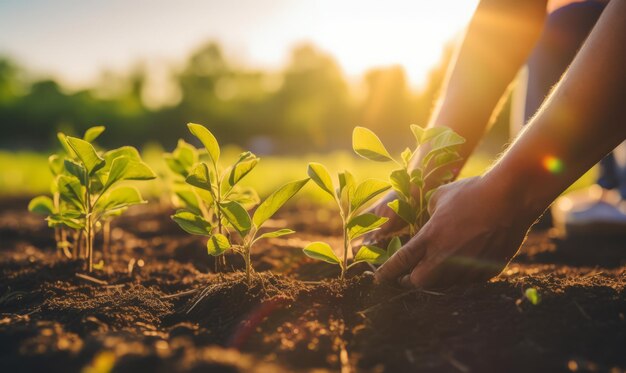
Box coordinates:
[375,176,540,289]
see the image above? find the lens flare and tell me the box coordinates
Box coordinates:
[542,155,564,174]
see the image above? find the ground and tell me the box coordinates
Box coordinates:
[0,198,624,373]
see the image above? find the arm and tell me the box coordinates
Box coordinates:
[376,0,626,288]
[364,0,547,240]
[420,0,547,172]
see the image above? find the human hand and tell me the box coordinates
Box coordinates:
[375,176,540,289]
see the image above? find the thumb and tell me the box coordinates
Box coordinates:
[375,232,428,284]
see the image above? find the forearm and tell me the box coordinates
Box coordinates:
[485,0,626,220]
[420,0,547,169]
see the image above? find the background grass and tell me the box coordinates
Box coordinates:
[0,146,596,207]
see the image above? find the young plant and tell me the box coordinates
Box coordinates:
[170,123,261,273]
[30,126,157,272]
[352,125,465,236]
[29,127,107,258]
[302,162,391,280]
[209,178,309,285]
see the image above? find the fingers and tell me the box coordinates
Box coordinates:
[401,255,505,289]
[375,233,428,284]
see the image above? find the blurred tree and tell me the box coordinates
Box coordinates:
[272,44,353,152]
[360,65,412,150]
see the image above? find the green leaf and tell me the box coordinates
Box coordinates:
[65,136,105,175]
[174,188,201,215]
[307,162,335,197]
[83,126,106,142]
[337,170,356,200]
[352,126,393,162]
[175,139,198,167]
[64,159,87,185]
[425,189,438,206]
[350,179,391,211]
[303,242,341,265]
[104,156,156,190]
[164,155,186,176]
[28,196,55,215]
[432,152,462,168]
[188,123,220,165]
[207,234,230,256]
[228,186,259,209]
[227,152,259,188]
[57,175,84,211]
[57,132,75,156]
[47,210,84,229]
[354,245,388,265]
[387,199,415,225]
[410,169,424,188]
[525,288,541,305]
[219,200,251,236]
[410,124,425,144]
[96,186,145,212]
[347,213,389,240]
[390,169,411,200]
[387,236,402,257]
[103,146,142,165]
[411,125,447,145]
[186,163,213,192]
[165,140,198,177]
[400,148,413,167]
[171,210,212,236]
[424,129,466,162]
[253,178,309,228]
[257,229,295,240]
[48,155,65,176]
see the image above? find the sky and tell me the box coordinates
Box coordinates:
[0,0,479,90]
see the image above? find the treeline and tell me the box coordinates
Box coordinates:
[0,41,459,154]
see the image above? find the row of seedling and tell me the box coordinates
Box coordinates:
[30,122,464,284]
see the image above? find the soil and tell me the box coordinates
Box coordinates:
[0,197,624,373]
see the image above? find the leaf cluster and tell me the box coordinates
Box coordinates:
[169,124,308,281]
[303,161,391,277]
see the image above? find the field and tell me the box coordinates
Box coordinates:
[1,196,624,372]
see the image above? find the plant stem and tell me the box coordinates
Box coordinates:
[341,222,350,281]
[103,220,110,264]
[84,169,93,273]
[244,246,251,286]
[54,227,61,256]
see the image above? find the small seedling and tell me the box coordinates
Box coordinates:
[29,126,156,272]
[524,288,541,306]
[211,178,309,285]
[302,162,392,280]
[170,123,262,274]
[353,125,465,236]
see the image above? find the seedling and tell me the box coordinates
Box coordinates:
[302,162,392,280]
[29,126,157,272]
[170,123,262,273]
[352,125,465,236]
[29,126,108,258]
[207,179,309,285]
[524,288,541,306]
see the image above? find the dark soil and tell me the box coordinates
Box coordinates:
[0,198,624,372]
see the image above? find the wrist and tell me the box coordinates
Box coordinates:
[481,161,551,225]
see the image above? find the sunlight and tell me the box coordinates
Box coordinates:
[0,0,479,89]
[248,0,480,88]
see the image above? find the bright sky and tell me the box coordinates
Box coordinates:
[0,0,478,89]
